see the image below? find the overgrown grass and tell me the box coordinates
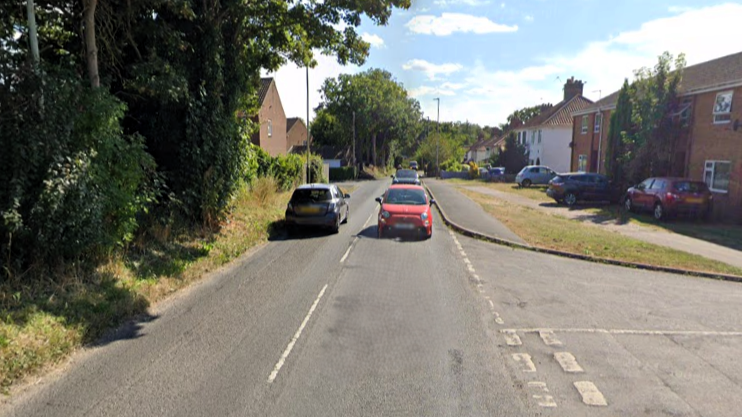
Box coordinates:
[462,190,742,276]
[447,179,553,203]
[0,181,291,391]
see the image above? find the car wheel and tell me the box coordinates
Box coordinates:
[522,179,532,188]
[554,199,563,205]
[624,197,633,212]
[332,215,340,234]
[564,192,577,207]
[653,202,665,221]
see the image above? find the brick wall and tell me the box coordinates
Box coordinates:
[570,109,611,173]
[687,86,742,223]
[287,121,307,150]
[252,82,287,156]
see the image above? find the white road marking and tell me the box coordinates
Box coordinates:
[528,382,557,408]
[488,299,495,308]
[268,284,328,383]
[495,317,504,325]
[467,264,475,273]
[459,250,466,257]
[502,328,742,337]
[363,210,377,228]
[340,237,358,263]
[485,300,505,324]
[503,330,522,346]
[539,330,563,346]
[554,352,584,373]
[512,353,536,372]
[574,381,608,406]
[463,258,472,265]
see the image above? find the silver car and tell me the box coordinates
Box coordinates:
[285,184,350,233]
[515,165,557,187]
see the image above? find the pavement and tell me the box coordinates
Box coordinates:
[424,179,526,245]
[5,178,742,416]
[463,184,742,270]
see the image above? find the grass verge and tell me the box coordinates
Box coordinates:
[0,180,291,392]
[461,189,742,276]
[446,179,553,203]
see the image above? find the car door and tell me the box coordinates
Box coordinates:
[634,179,654,209]
[333,186,346,217]
[647,179,666,207]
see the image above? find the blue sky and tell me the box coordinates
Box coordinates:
[267,1,742,126]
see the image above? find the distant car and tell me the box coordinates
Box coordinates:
[376,184,434,239]
[515,165,557,187]
[546,173,620,206]
[285,184,350,233]
[624,177,713,221]
[488,167,505,176]
[392,169,421,185]
[409,161,419,170]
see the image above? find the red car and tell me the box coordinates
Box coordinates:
[624,177,713,220]
[375,184,434,239]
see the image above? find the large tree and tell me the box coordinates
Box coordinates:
[604,79,632,185]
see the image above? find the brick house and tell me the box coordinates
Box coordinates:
[570,51,742,223]
[251,77,287,156]
[286,117,309,152]
[511,78,593,173]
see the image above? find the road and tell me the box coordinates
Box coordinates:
[4,179,742,416]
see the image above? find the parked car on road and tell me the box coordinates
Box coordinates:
[488,167,506,176]
[516,165,557,187]
[376,184,434,239]
[547,173,619,206]
[624,177,713,221]
[285,184,350,234]
[392,169,421,185]
[409,161,418,170]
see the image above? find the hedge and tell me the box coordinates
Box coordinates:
[329,167,358,181]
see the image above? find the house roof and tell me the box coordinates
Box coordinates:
[521,95,594,128]
[286,117,304,132]
[258,78,273,106]
[575,51,742,115]
[468,139,487,151]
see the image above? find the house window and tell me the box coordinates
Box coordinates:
[538,130,542,144]
[268,119,273,137]
[581,116,588,134]
[704,161,731,193]
[578,154,587,172]
[713,91,733,124]
[594,113,602,133]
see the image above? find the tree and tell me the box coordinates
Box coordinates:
[493,132,528,174]
[605,79,632,185]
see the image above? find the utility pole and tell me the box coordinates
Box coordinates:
[352,110,357,175]
[306,66,310,184]
[26,0,39,66]
[434,98,440,178]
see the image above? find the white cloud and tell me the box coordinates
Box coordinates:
[262,53,358,121]
[415,3,742,126]
[434,0,491,6]
[524,15,534,22]
[402,59,464,80]
[408,86,456,98]
[440,82,467,90]
[406,13,518,36]
[361,32,385,49]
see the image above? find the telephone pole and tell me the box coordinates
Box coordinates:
[433,98,440,178]
[306,66,310,183]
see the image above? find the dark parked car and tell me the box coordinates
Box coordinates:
[546,173,620,206]
[409,161,419,170]
[285,184,350,233]
[624,177,713,220]
[392,169,421,185]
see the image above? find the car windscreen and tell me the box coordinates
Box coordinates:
[673,181,708,193]
[395,170,416,178]
[385,188,427,205]
[291,188,332,202]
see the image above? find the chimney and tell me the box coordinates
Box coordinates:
[563,76,584,101]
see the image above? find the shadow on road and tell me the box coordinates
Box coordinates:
[356,225,430,242]
[267,219,337,241]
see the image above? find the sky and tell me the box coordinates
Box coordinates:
[264,1,742,127]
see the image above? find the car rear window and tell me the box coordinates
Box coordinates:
[385,188,427,205]
[673,181,708,192]
[291,188,332,202]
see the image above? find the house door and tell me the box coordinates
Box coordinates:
[590,151,598,172]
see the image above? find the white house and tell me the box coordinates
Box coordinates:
[511,77,593,173]
[465,137,500,164]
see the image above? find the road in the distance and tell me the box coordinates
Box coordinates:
[5,178,742,416]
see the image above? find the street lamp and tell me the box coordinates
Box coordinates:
[433,98,440,178]
[306,65,310,184]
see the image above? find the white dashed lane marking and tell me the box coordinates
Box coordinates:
[512,353,537,373]
[554,352,584,373]
[539,330,563,346]
[503,330,522,346]
[574,381,608,406]
[528,382,557,408]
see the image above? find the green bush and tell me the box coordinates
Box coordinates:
[329,167,358,181]
[0,69,157,270]
[440,159,464,172]
[468,162,480,179]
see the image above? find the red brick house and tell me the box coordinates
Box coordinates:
[570,51,742,223]
[286,117,309,152]
[251,77,287,156]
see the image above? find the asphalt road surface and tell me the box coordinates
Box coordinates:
[4,179,742,417]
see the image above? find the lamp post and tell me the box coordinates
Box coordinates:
[433,98,440,178]
[306,65,310,183]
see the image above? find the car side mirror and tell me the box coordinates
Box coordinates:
[429,199,436,206]
[390,175,395,179]
[375,197,382,204]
